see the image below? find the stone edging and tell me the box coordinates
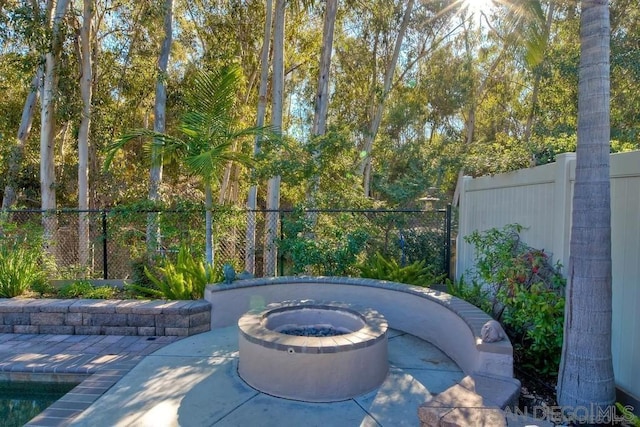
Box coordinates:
[0,298,211,336]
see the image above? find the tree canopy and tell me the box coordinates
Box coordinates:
[0,0,638,212]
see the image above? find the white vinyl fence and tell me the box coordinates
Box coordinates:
[456,150,640,401]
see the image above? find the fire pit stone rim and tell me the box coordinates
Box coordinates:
[238,299,388,354]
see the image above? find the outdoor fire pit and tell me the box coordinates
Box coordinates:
[237,300,388,402]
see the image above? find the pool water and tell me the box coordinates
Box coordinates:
[0,381,78,427]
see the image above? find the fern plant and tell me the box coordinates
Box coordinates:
[131,245,220,300]
[358,252,443,287]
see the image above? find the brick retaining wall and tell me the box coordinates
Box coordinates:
[0,298,211,336]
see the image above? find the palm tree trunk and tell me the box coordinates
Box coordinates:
[205,183,215,265]
[557,0,616,412]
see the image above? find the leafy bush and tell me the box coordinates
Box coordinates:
[463,224,566,377]
[358,252,443,287]
[130,245,220,300]
[57,280,119,299]
[398,229,447,276]
[0,243,47,297]
[279,208,369,276]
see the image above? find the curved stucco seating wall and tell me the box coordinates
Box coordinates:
[204,276,513,379]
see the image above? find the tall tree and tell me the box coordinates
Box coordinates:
[2,1,53,212]
[147,0,173,253]
[245,0,273,275]
[77,0,94,269]
[40,0,70,248]
[106,67,272,265]
[264,0,286,277]
[522,0,555,164]
[306,0,337,212]
[557,0,616,413]
[2,70,42,211]
[358,0,415,197]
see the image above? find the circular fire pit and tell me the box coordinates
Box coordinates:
[238,300,388,402]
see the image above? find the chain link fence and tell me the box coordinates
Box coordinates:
[0,207,452,281]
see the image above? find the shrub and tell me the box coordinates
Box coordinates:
[0,243,47,297]
[463,224,566,377]
[279,208,369,276]
[398,229,447,277]
[57,280,119,299]
[131,245,220,300]
[358,252,443,287]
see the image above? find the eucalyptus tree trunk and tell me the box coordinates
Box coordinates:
[245,0,273,275]
[147,0,173,255]
[358,0,414,197]
[2,69,42,211]
[40,0,70,252]
[557,0,616,413]
[77,0,93,270]
[306,0,337,215]
[1,1,49,213]
[264,0,285,277]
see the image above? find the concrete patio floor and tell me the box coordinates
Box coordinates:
[67,327,465,426]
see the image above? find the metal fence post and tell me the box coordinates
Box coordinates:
[102,210,108,280]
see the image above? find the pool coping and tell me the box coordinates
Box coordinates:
[0,334,181,426]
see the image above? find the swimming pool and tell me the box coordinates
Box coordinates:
[0,381,78,427]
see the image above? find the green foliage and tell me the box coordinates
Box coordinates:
[399,229,448,277]
[463,224,566,377]
[616,403,640,427]
[57,281,119,299]
[0,243,47,298]
[136,245,221,300]
[279,207,369,276]
[358,252,443,287]
[30,280,56,297]
[445,276,493,314]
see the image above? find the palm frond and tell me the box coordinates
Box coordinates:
[103,129,182,171]
[186,66,241,126]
